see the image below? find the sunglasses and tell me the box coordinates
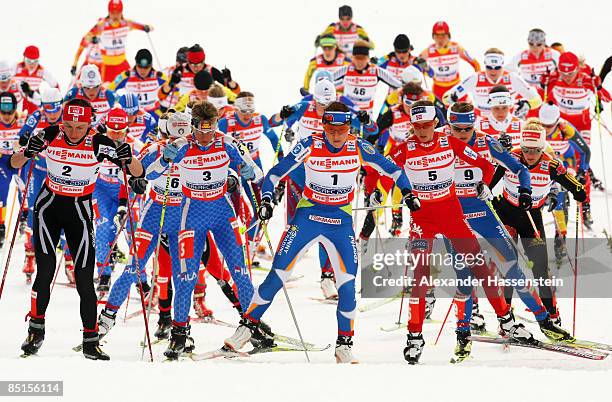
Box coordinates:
[542,122,558,129]
[193,120,217,134]
[188,62,205,67]
[24,57,39,64]
[411,120,435,129]
[43,103,62,112]
[528,43,544,47]
[485,65,502,70]
[395,49,409,54]
[450,125,474,132]
[521,147,543,155]
[0,109,15,115]
[82,85,100,90]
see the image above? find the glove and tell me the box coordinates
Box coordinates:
[273,181,286,205]
[162,142,179,163]
[283,127,295,142]
[24,134,45,158]
[359,166,367,185]
[476,181,493,201]
[97,124,107,135]
[70,65,77,76]
[546,190,558,212]
[498,133,513,151]
[514,99,530,119]
[143,25,151,33]
[227,174,239,193]
[369,56,379,65]
[369,189,383,207]
[20,81,34,98]
[573,188,587,203]
[299,87,310,97]
[415,57,428,72]
[18,134,29,147]
[314,35,321,47]
[170,66,182,86]
[403,191,421,212]
[280,105,294,120]
[258,196,274,221]
[128,177,148,195]
[518,188,533,211]
[115,142,133,163]
[114,205,128,231]
[91,36,99,44]
[356,110,371,125]
[222,67,233,83]
[239,162,255,181]
[576,170,587,185]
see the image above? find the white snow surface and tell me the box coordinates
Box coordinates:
[1,1,612,401]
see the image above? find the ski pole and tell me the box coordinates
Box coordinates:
[434,299,454,346]
[247,181,310,362]
[4,185,18,242]
[353,204,402,212]
[121,164,154,362]
[146,32,163,71]
[594,84,612,232]
[141,166,173,360]
[573,203,581,337]
[0,158,35,301]
[525,210,541,240]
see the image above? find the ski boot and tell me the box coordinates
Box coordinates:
[111,243,127,265]
[82,332,110,360]
[154,312,172,340]
[0,223,5,248]
[424,290,436,320]
[23,251,35,283]
[497,310,535,344]
[164,324,191,360]
[97,309,116,340]
[64,255,75,284]
[358,234,370,255]
[250,319,275,349]
[21,318,45,356]
[96,275,111,294]
[389,210,403,237]
[218,279,242,315]
[335,335,358,363]
[554,233,567,266]
[549,309,562,326]
[224,318,258,351]
[18,209,28,236]
[589,168,605,191]
[320,271,338,300]
[582,202,593,229]
[538,316,574,341]
[470,302,486,332]
[404,332,425,364]
[193,286,213,319]
[453,329,472,362]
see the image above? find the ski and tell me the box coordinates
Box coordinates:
[72,339,107,353]
[248,343,332,354]
[469,335,608,360]
[450,355,471,364]
[124,307,159,321]
[55,282,76,288]
[380,318,441,332]
[358,293,401,313]
[140,338,168,347]
[189,345,250,361]
[309,296,338,305]
[558,338,612,352]
[191,317,237,328]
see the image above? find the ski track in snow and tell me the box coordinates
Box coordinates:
[1,1,612,401]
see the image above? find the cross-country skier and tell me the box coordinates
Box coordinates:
[489,118,587,325]
[70,0,153,83]
[223,101,418,363]
[303,34,350,92]
[443,48,541,118]
[153,101,265,360]
[65,64,116,126]
[13,45,60,95]
[388,100,530,364]
[0,61,39,115]
[116,93,157,143]
[108,49,167,119]
[94,108,143,295]
[0,92,23,249]
[418,21,480,100]
[316,5,372,56]
[477,85,524,149]
[446,101,573,341]
[11,98,143,359]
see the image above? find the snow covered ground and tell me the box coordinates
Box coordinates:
[1,1,612,401]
